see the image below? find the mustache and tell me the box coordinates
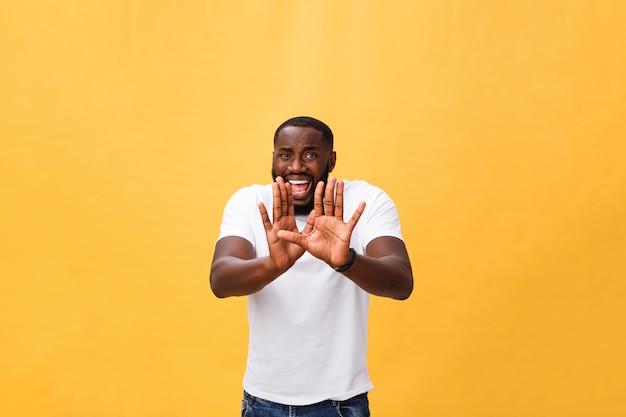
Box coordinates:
[271,166,331,216]
[271,166,331,184]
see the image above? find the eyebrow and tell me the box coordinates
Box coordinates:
[277,145,321,152]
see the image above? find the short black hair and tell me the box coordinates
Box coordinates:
[273,116,334,148]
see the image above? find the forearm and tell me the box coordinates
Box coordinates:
[210,255,285,298]
[342,253,413,300]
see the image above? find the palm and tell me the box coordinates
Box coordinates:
[276,177,366,268]
[297,215,352,266]
[258,177,306,271]
[265,215,305,268]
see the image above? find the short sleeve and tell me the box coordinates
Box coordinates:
[357,186,403,248]
[217,187,257,246]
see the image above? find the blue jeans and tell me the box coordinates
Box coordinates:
[241,391,370,417]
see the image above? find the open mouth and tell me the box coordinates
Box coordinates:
[288,179,312,198]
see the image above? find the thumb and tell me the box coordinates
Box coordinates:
[277,230,307,248]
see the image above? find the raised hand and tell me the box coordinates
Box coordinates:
[258,176,306,272]
[277,177,366,268]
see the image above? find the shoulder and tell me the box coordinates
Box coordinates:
[227,183,272,201]
[343,179,389,201]
[234,183,273,194]
[342,179,399,216]
[343,179,404,243]
[343,179,380,189]
[222,183,273,215]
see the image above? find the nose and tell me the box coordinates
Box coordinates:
[289,157,304,173]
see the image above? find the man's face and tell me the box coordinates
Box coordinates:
[271,126,336,215]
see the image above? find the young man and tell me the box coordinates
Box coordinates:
[210,116,413,416]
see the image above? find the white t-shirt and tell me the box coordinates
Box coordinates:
[217,180,404,405]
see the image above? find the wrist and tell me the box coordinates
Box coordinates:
[333,248,357,273]
[265,256,290,278]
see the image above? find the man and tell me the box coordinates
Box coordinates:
[210,116,413,416]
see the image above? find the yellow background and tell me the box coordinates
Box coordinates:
[2,1,625,416]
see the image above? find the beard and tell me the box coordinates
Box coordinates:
[272,165,331,216]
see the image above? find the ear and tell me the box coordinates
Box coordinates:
[328,151,337,172]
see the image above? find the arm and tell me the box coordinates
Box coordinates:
[342,236,413,300]
[210,177,306,298]
[210,236,285,298]
[276,177,414,300]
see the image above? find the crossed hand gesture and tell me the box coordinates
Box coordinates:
[258,176,366,271]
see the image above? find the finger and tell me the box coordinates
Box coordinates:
[314,180,325,216]
[346,201,366,231]
[277,230,308,249]
[324,176,336,216]
[272,180,282,222]
[277,176,289,216]
[334,179,344,220]
[303,210,316,234]
[285,181,295,217]
[258,202,272,231]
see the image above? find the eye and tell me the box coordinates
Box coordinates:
[278,153,291,159]
[305,152,318,159]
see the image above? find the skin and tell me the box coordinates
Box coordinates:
[210,126,413,300]
[271,126,335,214]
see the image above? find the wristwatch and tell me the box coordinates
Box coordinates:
[334,248,357,273]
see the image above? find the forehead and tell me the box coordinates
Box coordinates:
[274,126,327,150]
